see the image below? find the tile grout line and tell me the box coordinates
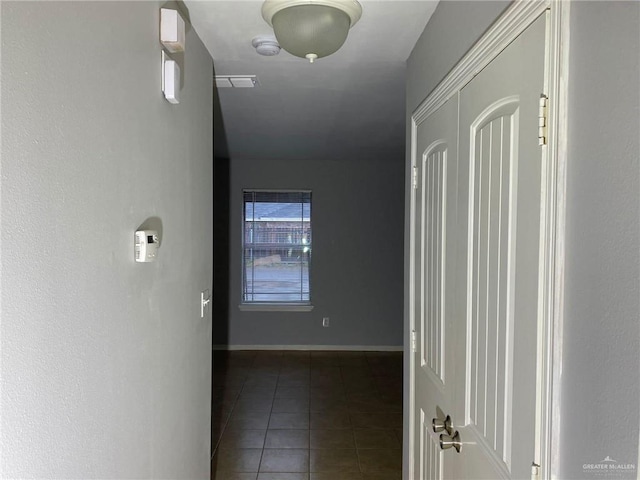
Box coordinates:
[307,354,312,478]
[345,357,364,478]
[210,359,248,461]
[255,353,272,479]
[307,354,311,479]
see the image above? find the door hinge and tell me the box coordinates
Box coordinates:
[531,463,541,480]
[412,166,418,190]
[538,94,548,146]
[411,329,417,353]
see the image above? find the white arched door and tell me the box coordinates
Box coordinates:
[410,12,547,479]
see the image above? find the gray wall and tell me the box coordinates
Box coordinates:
[1,2,213,478]
[215,158,404,348]
[406,0,511,110]
[404,0,639,477]
[560,2,639,477]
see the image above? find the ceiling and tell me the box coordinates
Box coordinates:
[183,1,439,161]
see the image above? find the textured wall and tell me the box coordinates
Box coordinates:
[560,2,640,477]
[1,2,213,477]
[215,158,404,348]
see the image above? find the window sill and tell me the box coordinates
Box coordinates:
[238,303,314,312]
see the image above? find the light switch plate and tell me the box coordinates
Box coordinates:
[201,290,211,318]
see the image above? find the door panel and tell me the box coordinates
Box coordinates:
[466,102,519,467]
[420,409,444,479]
[456,13,546,479]
[411,95,458,480]
[421,143,447,385]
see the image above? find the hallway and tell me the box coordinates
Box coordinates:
[211,350,403,479]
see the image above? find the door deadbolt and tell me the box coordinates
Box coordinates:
[432,414,453,436]
[439,431,462,453]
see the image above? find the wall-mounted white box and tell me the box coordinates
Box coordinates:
[162,51,180,104]
[160,8,185,53]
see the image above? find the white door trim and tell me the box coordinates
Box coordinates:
[413,1,549,125]
[536,2,570,479]
[407,1,569,478]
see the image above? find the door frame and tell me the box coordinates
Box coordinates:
[406,1,570,478]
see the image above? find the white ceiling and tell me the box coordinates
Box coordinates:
[183,1,439,161]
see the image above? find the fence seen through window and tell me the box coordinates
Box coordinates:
[242,191,311,303]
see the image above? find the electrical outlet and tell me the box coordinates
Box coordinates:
[322,317,330,327]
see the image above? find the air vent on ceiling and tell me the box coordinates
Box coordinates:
[215,75,258,88]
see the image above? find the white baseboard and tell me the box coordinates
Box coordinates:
[213,344,403,352]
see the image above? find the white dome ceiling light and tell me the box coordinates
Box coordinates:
[252,35,281,56]
[261,0,362,63]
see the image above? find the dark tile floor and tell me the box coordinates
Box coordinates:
[211,350,403,480]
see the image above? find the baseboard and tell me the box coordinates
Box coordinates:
[213,344,404,352]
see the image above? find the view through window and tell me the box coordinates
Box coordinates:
[242,191,311,304]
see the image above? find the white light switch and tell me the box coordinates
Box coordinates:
[201,290,211,318]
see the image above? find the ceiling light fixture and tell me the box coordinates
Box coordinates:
[261,0,362,63]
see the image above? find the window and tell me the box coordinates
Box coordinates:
[242,191,311,307]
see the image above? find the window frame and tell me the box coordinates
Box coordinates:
[239,189,313,312]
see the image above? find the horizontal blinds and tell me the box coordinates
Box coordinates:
[243,190,311,303]
[243,191,311,204]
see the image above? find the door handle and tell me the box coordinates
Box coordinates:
[439,431,462,453]
[432,414,453,436]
